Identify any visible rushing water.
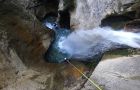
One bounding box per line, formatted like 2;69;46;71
44;21;72;63
45;21;140;63
58;27;140;59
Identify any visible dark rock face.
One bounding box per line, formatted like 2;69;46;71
124;19;140;32
130;2;140;18
59;0;76;12
58;10;70;29
100;0;140;31
101;15;133;29
0;1;94;90
0;1;52;67
36;0;59;21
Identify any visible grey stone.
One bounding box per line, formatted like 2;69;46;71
82;55;140;90
70;0;134;30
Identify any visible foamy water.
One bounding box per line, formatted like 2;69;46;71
58;27;140;58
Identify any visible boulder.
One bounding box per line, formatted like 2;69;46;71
82;55;140;90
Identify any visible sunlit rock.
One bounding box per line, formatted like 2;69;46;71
82;55;140;90
70;0;134;30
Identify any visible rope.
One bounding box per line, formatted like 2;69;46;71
66;60;103;90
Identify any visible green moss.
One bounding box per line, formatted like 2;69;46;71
103;49;140;60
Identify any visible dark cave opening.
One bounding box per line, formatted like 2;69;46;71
58;10;70;29
100;15;134;29
100;11;137;30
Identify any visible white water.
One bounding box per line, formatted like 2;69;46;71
45;22;54;29
58;27;140;58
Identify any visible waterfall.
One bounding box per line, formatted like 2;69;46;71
58;27;140;59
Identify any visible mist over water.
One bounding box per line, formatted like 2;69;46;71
58;27;140;59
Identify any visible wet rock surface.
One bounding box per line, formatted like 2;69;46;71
124;19;140;32
0;1;93;90
101;15;133;30
82;55;140;90
0;0;140;90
